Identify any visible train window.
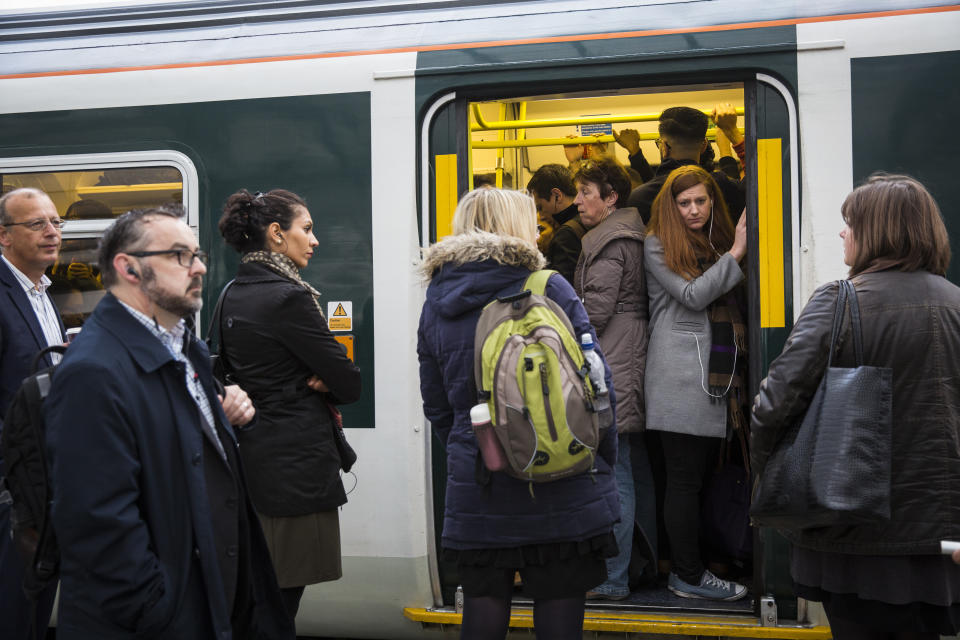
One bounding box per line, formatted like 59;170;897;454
1;164;186;329
468;83;744;198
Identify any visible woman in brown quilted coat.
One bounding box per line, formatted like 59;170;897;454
572;158;654;600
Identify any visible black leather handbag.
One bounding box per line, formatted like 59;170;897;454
750;279;893;530
326;401;357;473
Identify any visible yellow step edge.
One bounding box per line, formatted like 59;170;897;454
403;607;832;639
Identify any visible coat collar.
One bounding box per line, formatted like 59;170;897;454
420;231;545;281
0;255;49;352
234;260;292;285
91;292;237;446
554;202;579;227
92;292;186;374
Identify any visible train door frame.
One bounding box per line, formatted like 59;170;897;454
418;73;804;623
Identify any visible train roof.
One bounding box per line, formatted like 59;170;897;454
0;0;955;76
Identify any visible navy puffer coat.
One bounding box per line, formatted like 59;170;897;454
417;231;620;550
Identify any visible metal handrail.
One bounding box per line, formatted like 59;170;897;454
470;103;745;132
471;128;742;150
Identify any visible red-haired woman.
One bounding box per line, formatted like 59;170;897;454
644;165;748;601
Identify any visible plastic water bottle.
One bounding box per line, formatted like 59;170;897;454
581;333;612;428
471;403;508;472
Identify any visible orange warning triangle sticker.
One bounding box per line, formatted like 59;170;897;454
332;303;348;317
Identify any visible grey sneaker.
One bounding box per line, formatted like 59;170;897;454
667;570;747;601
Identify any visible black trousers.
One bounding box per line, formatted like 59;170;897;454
659;431;720;585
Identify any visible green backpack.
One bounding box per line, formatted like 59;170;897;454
473;270;602;483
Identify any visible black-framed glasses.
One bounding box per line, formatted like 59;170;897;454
655;138;672;151
127;249;209;268
3;218;65;232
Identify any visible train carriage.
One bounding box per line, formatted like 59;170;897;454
1;1;958;637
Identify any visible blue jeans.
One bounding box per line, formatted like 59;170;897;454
592;434;634;597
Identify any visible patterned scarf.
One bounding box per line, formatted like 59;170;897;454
241;250;325;320
697;255;748;435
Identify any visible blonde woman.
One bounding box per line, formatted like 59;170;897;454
418;187;620;640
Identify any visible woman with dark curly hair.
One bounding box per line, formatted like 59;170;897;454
217;189;361;623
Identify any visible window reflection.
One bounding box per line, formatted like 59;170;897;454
1;164;185;329
47;238;104;330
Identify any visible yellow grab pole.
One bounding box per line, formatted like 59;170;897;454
470;106;745;132
472;128;742;149
495;103;506;188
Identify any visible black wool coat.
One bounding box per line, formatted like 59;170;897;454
220;262;362;517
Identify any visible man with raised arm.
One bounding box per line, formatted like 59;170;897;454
627;106;745;224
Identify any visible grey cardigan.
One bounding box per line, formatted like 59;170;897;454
643;234;744;437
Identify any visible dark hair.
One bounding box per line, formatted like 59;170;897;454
658;106;708;146
648;165;734;280
717;156;741;181
98;205;184;287
66;199;112;220
699;142;716;172
842;173;950;277
218;189;307;254
572;158;632;207
526;164;576;199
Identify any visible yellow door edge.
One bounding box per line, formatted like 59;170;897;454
403;607;832;638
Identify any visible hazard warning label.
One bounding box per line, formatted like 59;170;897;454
327;301;352;332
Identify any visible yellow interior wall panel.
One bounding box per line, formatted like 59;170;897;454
757;138;786;329
435;154;458;241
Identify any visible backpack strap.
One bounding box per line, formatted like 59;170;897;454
523;269;557;296
205;279;235;375
564;217;587;240
30;345;67;377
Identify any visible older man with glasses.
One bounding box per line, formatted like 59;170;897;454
0;187;65;640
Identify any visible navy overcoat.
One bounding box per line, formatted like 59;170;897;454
46;293;292;640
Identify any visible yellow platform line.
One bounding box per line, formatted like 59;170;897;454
403;607;832;638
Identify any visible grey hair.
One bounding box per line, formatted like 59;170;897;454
0;188;50;225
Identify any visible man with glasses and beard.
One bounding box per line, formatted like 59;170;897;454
44;206;293;639
0;188;65;639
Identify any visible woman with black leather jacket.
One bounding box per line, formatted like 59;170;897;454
751;174;960;638
217;188;361;622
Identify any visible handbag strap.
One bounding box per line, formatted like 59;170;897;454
205;279;235;360
841;279;865;366
826;279;849;368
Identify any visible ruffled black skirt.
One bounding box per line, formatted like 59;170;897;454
792;546;960;634
443;532;618;600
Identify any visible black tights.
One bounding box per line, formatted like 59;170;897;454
280;585;305;622
461;593;585;640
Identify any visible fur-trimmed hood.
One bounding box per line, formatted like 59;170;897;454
420;231;546;320
420;231;544;279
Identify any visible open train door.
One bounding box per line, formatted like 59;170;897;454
418;90;468;609
747;73;803;626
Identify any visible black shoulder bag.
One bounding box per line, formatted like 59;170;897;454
750;279;893;530
204;279;235;385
